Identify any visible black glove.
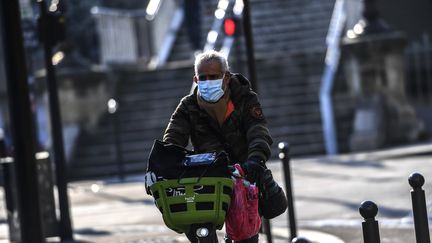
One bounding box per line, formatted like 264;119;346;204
241;156;265;183
261;169;281;197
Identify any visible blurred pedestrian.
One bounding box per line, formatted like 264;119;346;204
183;0;202;55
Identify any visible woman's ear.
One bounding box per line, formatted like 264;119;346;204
193;75;198;83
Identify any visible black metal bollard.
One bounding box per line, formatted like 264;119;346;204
278;142;297;240
359;200;381;243
291;237;311;243
408;172;431;243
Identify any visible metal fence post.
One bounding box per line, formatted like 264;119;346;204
37;0;73;240
1;0;45;241
408;172;431;243
242;0;258;92
108;98;124;181
278;142;297;240
359;200;381;243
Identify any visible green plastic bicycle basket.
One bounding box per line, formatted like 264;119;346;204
150;177;233;234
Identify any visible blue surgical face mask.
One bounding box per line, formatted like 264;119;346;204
198;78;225;103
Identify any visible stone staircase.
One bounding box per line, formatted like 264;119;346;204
68;66;194;180
68;0;357;180
243;0;350;155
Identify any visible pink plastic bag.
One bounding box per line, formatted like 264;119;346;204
225;164;261;241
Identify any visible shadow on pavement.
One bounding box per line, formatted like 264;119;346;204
74;228;111;236
297;195;411;218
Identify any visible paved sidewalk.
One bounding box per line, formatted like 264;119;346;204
0;143;431;242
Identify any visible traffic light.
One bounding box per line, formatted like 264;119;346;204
224;18;236;37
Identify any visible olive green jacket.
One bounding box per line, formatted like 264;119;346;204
163;74;273;164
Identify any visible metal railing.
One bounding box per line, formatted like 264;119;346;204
319;0;346;155
91;0;182;67
92;0;247;69
405;33;432;104
91;7;145;64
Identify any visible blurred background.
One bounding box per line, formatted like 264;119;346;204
0;0;432;242
2;0;431;180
